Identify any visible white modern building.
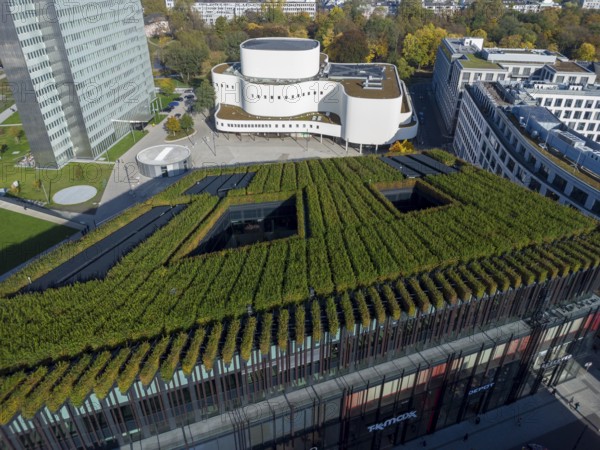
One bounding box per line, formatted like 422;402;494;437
422;0;461;15
581;0;600;9
211;38;417;149
505;0;560;13
165;0;316;24
433;37;575;135
0;0;156;167
453;81;600;219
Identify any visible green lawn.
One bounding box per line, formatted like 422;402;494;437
0;209;76;275
157;93;181;110
1;163;114;213
0;78;15;115
99;130;148;162
1;111;20;125
166;128;195;141
0;126;29;163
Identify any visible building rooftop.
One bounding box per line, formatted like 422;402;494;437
0;155;597;423
213;60;402;100
137;145;190;166
241;38;319;51
330;64;401;99
550;61;591;74
458;53;502;70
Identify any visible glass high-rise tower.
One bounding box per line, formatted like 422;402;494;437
0;0;155;167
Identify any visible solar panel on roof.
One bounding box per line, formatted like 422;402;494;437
184;172;257;196
391;156;438;176
184;175;221;195
237;172;256;189
407;154;457;175
218;173;246;194
204;175;234;196
381;157;420;178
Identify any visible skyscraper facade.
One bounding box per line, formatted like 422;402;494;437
0;0;155;167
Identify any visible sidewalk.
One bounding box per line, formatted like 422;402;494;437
0;197;86;230
399;353;600;450
0;104;16;124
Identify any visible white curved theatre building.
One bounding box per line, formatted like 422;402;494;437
211;38;418;149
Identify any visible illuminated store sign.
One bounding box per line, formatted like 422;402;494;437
468;382;495;396
367;411;417;432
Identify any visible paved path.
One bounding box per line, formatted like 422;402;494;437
0;198;86;230
398;352;600;450
0;104;16;124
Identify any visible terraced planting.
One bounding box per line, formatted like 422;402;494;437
0;154;598;425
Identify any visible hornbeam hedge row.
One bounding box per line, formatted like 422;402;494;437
1;230;598;424
0;155;598;423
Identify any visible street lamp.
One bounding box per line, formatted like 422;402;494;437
124;164;134;196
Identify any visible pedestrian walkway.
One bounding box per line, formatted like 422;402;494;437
399;352;600;450
0;198;87;230
0;104;16;124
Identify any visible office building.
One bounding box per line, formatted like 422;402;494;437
453;81;600;219
0;0;156;167
433;37;572;135
212;37;418;149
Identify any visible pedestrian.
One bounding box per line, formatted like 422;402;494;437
422;440;427;447
517;417;522;427
475;416;481;425
552;388;557;396
574;402;580;411
463;432;469;441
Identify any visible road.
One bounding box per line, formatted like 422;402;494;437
407;80;451;150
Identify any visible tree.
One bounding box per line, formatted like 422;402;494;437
194;79;215;116
165;117;181;136
389;140;414;154
8;127;24;143
402;24;447;70
141;0;167;15
224;30;249;61
574;43;596;61
179;113;193;131
396;57;415;80
162;31;209;83
168;0;204;35
156;78;176;96
327;30;370;63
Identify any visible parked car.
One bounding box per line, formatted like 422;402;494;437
175;113;182;118
185;94;195;99
175;97;184;101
